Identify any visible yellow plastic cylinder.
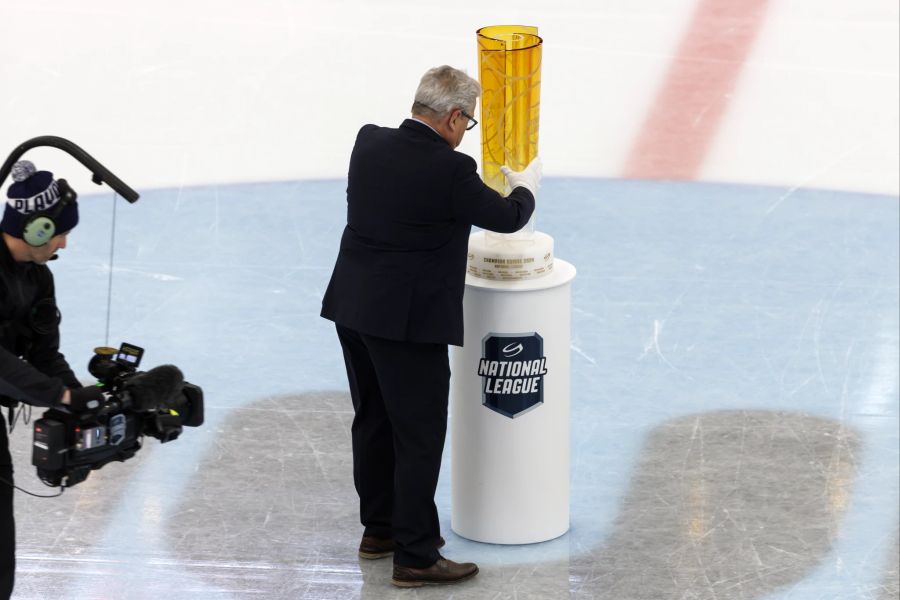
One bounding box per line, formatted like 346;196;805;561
477;25;542;224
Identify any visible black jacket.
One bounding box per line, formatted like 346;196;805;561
0;240;79;409
321;119;535;346
1;239;80;465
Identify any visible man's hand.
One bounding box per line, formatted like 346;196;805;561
501;157;542;197
63;386;106;412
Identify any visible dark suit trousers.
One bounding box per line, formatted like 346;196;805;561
335;324;448;568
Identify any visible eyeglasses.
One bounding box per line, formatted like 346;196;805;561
459;109;478;131
414;101;478;131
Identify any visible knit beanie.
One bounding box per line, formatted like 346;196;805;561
1;160;79;239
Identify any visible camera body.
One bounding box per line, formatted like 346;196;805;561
32;343;204;487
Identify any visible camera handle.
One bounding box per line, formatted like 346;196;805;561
0;136;139;202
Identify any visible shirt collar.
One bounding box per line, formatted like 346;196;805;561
409;117;441;137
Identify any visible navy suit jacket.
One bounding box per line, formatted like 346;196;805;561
321;119;535;346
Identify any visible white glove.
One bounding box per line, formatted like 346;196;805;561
500;157;542;197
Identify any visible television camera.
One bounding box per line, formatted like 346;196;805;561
32;343;204;488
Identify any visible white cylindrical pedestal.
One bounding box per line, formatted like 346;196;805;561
450;258;576;544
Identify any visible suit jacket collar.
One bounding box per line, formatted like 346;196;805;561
400;119;447;145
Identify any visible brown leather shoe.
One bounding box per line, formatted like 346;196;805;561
391;557;479;587
358;536;445;560
358;536;395;559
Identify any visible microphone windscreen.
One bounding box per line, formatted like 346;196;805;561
125;365;184;411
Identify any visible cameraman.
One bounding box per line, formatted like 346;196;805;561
0;161;102;600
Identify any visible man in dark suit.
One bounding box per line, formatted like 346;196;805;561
321;65;541;588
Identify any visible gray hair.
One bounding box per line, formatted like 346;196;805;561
411;65;481;118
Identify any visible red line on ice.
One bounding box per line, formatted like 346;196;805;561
623;0;771;180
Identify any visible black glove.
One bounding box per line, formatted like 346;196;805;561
67;386;106;412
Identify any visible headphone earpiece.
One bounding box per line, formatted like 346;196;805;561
22;214;57;247
21;179;76;247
